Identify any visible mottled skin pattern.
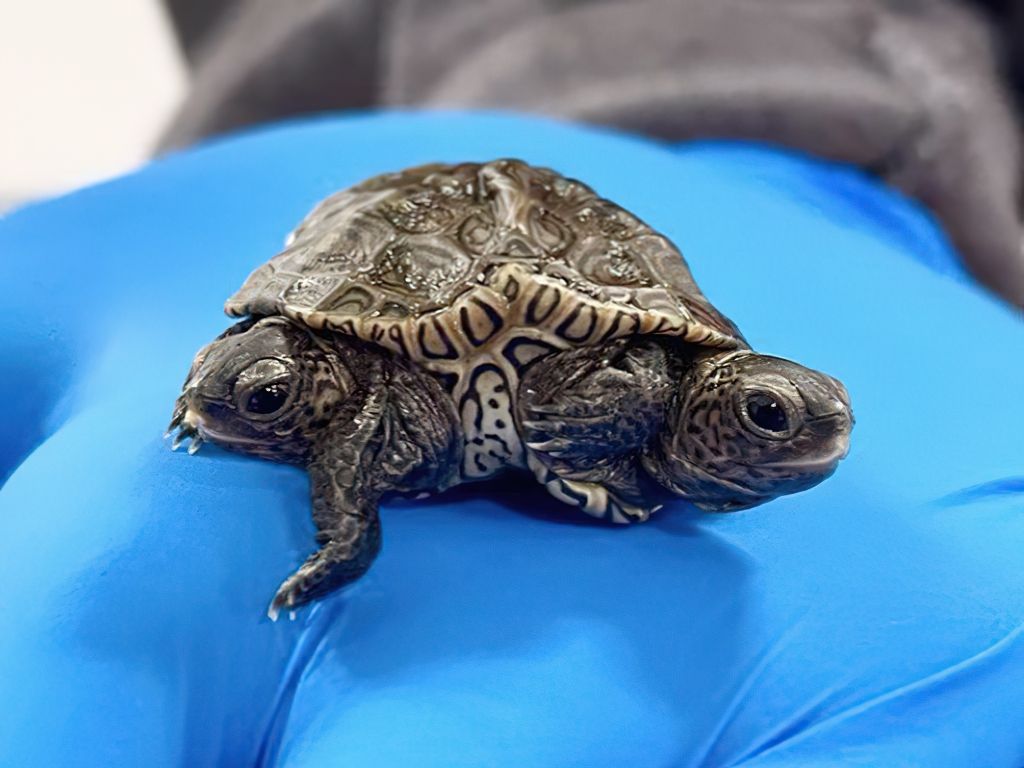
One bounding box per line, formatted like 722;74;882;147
170;318;461;616
169;159;854;615
643;349;854;510
223;159;745;503
520;339;853;517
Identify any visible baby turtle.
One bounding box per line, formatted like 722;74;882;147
169;160;853;617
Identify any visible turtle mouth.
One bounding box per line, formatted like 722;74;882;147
806;410;845;423
167;404;268;452
168;397;273;454
193;421;268;448
756;439;851;473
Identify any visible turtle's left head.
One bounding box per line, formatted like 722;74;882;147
167;317;352;462
642;350;853;511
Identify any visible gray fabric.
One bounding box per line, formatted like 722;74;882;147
161;0;1024;307
163;0;241;64
163;0;383;144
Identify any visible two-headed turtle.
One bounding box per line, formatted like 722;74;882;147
169;160;853;617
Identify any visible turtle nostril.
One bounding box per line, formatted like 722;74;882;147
183;392;230;425
201;402;234;422
833;402;854;434
829;377;851;409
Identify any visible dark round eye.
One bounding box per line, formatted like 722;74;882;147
746;393;789;433
246;383;290;415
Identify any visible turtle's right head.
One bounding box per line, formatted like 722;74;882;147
168;318;352;462
642;350;853;511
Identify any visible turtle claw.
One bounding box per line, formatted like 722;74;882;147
267;550;337;621
165;399;202;453
267;586;295;622
169;428;194;452
266;600;300;623
268;574;310;622
166;400;186;434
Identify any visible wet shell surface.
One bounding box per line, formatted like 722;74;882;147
226;159;746;479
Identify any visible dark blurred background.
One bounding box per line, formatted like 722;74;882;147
5;0;1024;305
160;0;1024;144
154;0;1024;308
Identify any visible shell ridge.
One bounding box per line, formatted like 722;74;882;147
226;160;746;364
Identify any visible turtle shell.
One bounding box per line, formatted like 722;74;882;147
226;159;747;376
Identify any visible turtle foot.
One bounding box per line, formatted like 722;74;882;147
165;399;204;453
267;551;332;621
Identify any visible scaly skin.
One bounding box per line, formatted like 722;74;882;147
518;339;854;516
170;321;852;614
169;160;854;614
168;317;462;617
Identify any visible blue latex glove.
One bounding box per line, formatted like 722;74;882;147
1;113;1023;767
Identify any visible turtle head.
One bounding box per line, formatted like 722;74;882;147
643;350;853;511
168;317;351;461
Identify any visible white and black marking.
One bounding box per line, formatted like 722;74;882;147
525;453;651;524
501;336;561;372
459;363;523;478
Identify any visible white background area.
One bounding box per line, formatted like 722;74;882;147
0;0;186;209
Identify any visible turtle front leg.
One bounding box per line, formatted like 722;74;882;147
517;339;676;523
269;361;462;619
268;389;386;619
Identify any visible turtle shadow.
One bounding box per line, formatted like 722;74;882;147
934;476;1024;507
398;471;617;528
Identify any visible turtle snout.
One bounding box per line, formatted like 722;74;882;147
183;389;235;428
829;424;852;462
828;375;847;403
801;376;854;454
829;376;853;423
802;375;854;427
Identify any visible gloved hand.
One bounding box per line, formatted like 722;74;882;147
1;113;1022;767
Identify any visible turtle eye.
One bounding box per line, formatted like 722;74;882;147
746;393;789;433
234;358;295;418
245;383;291;415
